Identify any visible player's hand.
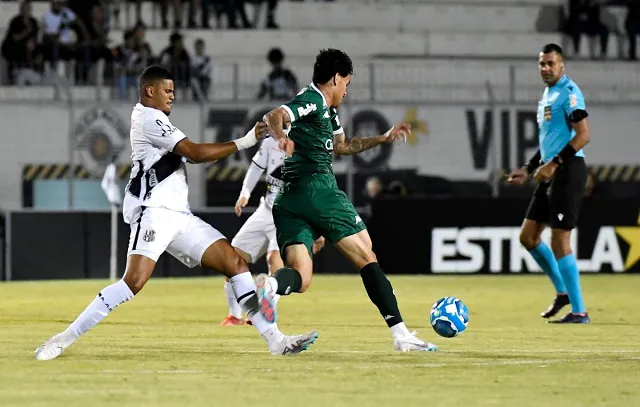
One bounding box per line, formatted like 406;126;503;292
507;167;529;185
278;137;295;157
312;236;326;254
254;121;268;140
234;196;249;217
382;123;411;144
534;161;558;183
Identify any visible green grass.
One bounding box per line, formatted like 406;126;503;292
1;275;639;407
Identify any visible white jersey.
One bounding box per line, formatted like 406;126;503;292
123;103;189;224
240;137;286;209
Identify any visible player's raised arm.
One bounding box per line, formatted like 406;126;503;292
333;123;411;155
235;139;270;216
263;106;294;156
174;122;267;163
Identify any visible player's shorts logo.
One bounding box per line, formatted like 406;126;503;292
73;105;128;177
143;229;156;243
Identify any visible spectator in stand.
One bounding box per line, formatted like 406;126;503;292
190;38;212;100
160;32;190;86
626;0;640;60
561;0;585;57
14;37;45;86
114;28;151;99
253;0;280;29
1;0;39;84
584;0;609;59
132;21;154;62
256;47;298;100
41;0;90;67
77;3;114;84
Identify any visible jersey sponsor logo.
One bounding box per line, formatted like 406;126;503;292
297;103;317;118
148;168;158;187
431;226;627;273
73;105;128;177
324;138;334;151
155;119;177;136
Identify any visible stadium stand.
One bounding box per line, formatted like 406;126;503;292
0;0;638;102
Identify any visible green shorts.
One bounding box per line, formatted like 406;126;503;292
273;174;366;257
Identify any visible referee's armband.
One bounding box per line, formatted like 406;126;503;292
569;109;588;123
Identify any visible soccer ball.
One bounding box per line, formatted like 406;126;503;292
430;297;469;338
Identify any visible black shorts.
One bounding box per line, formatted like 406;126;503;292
525;157;588;230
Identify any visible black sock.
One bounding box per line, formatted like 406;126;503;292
360;262;403;328
272;267;303;295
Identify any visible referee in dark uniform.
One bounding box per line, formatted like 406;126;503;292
508;44;590;324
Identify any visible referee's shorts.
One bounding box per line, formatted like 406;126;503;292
525;157;588;230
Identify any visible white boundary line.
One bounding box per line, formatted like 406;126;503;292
100;356;640;375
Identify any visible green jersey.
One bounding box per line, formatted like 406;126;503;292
280;83;343;184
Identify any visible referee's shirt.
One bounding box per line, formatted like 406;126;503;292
537;75;586;163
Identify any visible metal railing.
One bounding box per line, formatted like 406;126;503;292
3;58;640;104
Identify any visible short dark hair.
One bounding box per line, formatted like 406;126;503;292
139;65;173;90
267;47;284;65
542;43;564;57
312;48;353;85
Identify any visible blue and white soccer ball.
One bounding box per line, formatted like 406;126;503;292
430;297;469;338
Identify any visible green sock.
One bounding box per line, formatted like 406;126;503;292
272;267;302;295
360;262;404;328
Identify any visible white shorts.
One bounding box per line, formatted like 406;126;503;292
231;202;279;263
127;207;225;268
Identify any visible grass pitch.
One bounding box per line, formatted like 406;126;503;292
1;275;639;407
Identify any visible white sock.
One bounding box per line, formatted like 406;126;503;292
268;276;279;294
224;280;243;318
230;272;284;345
65;279;134;340
390;322;412;340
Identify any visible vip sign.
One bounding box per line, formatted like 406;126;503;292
431;225;640;273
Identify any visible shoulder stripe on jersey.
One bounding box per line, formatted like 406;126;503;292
145;152;184;196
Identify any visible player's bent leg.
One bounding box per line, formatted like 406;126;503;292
201;239;318;354
520;219;569;318
266;250;284;275
549;228;589;324
218;247;251;326
34;254;151;361
335;230;437;352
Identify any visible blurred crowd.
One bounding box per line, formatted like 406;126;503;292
0;0;307;98
561;0;640;60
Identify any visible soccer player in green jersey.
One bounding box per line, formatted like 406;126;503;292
258;49;437;352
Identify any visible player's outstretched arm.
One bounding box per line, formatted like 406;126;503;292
174;122;267;163
263;107;294;156
333;123;410;155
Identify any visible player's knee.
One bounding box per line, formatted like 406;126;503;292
123;274;147;295
519;230;540;250
550;231;571;257
226;254;250;277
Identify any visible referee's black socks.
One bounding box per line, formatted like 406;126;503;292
360;262;404;328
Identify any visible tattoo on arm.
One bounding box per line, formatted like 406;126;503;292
333;133;382;155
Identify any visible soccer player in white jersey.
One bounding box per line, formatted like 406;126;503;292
220;137;325;326
34;66;318;360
